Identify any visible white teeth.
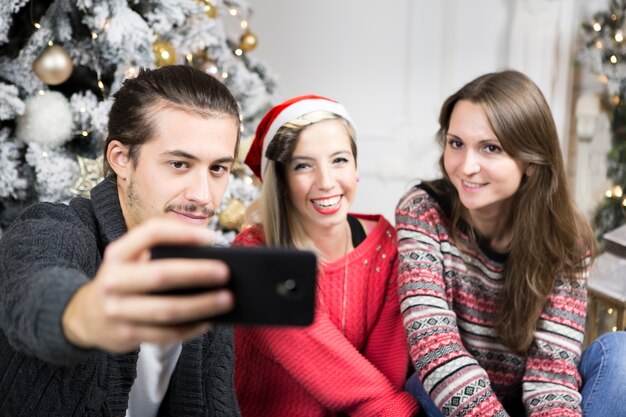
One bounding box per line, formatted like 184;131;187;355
313;196;341;208
462;180;484;189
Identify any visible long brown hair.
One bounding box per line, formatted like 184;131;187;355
425;70;596;354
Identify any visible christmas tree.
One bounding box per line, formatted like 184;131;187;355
579;0;626;239
0;0;276;243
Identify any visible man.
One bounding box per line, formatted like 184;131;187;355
0;65;241;416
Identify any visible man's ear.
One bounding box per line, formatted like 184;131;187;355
107;140;130;180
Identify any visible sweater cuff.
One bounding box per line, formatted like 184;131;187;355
533;407;582;417
28;267;95;365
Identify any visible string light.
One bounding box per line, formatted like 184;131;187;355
613;185;623;198
593;22;602;31
30;0;41;29
124;66;138;79
234;49;243;56
72;126;94;137
610;54;618;64
596;40;604;48
616;31;624;42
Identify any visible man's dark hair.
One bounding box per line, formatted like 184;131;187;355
104;65;241;178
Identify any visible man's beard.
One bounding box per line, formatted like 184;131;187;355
164;203;215;218
126;180;215;221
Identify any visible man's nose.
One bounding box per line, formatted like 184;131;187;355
185;171;212;205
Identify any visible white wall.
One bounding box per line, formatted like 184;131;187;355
250;0;588;222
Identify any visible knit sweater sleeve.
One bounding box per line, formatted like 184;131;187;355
233;228;418;417
396;188;509;417
0;203;98;365
522;258;589;417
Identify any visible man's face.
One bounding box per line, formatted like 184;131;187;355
113;107;239;229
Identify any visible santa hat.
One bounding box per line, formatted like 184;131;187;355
244;95;353;180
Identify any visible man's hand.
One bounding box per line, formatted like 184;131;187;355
62;217;234;353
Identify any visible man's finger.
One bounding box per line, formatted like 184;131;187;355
101;259;229;295
104;322;214;353
102;290;234;325
104;217;215;262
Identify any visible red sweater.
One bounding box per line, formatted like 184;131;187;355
233;214;418;417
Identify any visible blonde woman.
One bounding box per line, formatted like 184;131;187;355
233;96;426;416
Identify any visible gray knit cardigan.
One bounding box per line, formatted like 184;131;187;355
0;180;240;417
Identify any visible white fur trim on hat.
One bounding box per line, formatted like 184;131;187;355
260;98;353;176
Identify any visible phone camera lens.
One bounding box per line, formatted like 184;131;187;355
277;279;298;298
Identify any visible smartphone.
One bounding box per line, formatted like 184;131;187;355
150;245;317;326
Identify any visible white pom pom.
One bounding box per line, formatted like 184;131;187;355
16;91;73;148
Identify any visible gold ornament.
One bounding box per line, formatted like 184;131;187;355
204;0;218;18
218;198;246;230
153;38;177;68
70;155;104;198
195;0;218;18
32;45;73;85
190;49;219;76
239;31;258;52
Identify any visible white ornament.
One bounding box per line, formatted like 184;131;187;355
16;91;73;148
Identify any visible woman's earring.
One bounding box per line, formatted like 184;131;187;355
356;176;361;182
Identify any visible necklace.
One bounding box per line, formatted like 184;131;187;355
341;220;350;334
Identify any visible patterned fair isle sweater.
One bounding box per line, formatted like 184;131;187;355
233;214;418;417
395;184;590;417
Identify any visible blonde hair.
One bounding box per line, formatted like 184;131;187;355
249;110;356;252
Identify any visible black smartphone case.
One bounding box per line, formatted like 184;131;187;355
151;245;317;326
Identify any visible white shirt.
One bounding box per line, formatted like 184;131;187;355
125;342;182;417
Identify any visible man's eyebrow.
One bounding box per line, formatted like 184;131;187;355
215;156;235;165
161;150;198;160
160;150;235;164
